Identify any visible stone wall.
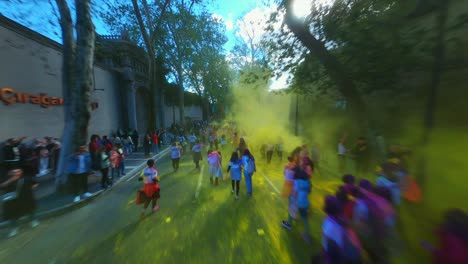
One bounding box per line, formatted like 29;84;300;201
0;16;122;142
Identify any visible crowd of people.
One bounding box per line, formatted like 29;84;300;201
1;121;467;264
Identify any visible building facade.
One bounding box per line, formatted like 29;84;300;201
0;15;201;143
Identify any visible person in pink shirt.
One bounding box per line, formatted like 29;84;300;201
109;146;121;183
422;209;468;264
207;149;222;185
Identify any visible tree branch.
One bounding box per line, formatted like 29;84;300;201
151;0;171;44
283;0;366;116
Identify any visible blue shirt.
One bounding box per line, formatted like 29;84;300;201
294;178;311;209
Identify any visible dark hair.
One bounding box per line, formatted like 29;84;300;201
336;186;349;204
230;152;239;162
442;209;468;242
239;138;246;148
324;195;342;217
342;174;355;185
287;156;294;162
359;179;373;191
291;146;302;157
207;149;213;155
147;159;154;167
374;186;392;203
350;186;363;199
243;148;253;159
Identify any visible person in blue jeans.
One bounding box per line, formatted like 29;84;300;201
282;159;312;244
227;151;243;200
241;149;256;197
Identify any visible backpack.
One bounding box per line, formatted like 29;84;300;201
246;158;255;174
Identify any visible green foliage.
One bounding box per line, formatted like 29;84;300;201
265;0;468;104
99;0;231;118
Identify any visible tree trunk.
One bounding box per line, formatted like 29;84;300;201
55;0;75;189
131;0;158;131
54;0;95;192
177;65;185;127
416;0;449;187
73;0;95;146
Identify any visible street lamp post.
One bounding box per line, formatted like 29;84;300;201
295;93;299;136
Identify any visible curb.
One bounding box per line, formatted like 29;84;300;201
0;147;171;229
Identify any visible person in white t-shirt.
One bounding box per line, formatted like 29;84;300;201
338;134;348;174
171;142;182;172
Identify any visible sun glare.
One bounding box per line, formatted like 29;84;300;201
292;0;334;18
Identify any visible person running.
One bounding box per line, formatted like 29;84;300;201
188;133;197;149
241;149;256;197
281;156;296;198
138;159;160;217
282;156;312;243
227;151;242;200
320;195;363;263
171;142;182;172
207;149;222;185
1;169;40;238
192;140;203;169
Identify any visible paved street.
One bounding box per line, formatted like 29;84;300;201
0;146;339;264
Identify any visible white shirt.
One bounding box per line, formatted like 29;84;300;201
338;143;347;155
171;146;181;159
77;155;86;173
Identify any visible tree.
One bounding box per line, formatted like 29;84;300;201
184;11;230;119
280;0;367;120
130;0;170;130
101;0;170;130
55;0;95;188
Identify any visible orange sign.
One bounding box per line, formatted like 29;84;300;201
0;88;64;108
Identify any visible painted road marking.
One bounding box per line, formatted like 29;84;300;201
261;171;280;194
126;149;170;182
195;165;205;199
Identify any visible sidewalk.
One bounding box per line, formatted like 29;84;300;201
0;147;170;228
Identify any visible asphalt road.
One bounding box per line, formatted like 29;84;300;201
0;146;338;264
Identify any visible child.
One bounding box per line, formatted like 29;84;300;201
192;140;203;169
117;143;126;176
171;142;182;171
207;149;222;185
227;151;242;200
138;159;160;217
109;146;121;182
